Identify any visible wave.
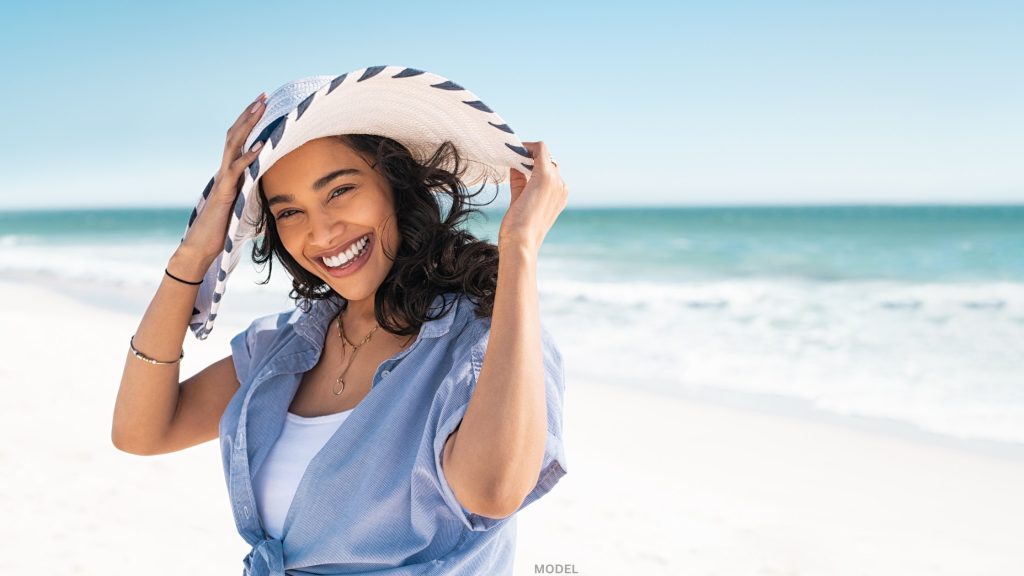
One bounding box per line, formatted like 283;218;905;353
3;235;1022;446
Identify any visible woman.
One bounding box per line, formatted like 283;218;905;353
111;66;569;575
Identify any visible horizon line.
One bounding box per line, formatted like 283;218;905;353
2;201;1024;213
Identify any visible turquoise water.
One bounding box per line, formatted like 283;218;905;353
3;204;1022;445
3;205;1021;281
530;205;1024;283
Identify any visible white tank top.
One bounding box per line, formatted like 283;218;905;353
252;408;355;539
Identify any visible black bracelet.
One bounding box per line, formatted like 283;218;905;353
165;267;203;285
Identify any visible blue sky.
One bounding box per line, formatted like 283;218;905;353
0;0;1020;209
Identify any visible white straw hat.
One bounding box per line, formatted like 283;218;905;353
181;65;536;340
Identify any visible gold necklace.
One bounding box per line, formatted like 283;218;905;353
333;308;379;396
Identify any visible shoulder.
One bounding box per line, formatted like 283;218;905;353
446;293;491;358
229;305;311;382
447;292;564;374
253;306;305;334
456;293;565;348
239;306;304;348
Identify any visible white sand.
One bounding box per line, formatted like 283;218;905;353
2;277;1023;575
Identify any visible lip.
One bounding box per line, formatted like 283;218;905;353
312;233;372;260
316;233;373;278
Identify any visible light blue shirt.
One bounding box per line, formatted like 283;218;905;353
219;291;568;575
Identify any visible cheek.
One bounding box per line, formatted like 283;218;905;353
380;215;401;254
277;227;304;260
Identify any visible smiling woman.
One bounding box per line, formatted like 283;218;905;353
112;66;569;576
250;133;503;335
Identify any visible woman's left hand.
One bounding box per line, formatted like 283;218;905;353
499;141;569;254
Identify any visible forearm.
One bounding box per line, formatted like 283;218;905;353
450;242;547;512
111;246;211;454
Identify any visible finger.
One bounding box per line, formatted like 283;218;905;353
234;92;267;125
223;93;267;160
524;141;558;170
510;169;527;187
229;140;264;171
522;140;547;158
508;167;527;203
522;141;554;176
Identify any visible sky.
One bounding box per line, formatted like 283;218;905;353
0;0;1021;210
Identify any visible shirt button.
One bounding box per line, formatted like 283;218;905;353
382;370;390;378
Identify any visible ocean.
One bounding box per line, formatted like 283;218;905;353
2;205;1022;446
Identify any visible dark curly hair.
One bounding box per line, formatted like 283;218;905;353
246;134;501;337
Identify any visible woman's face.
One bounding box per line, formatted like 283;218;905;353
260;137;400;302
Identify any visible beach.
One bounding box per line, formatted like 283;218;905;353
3;275;1023;575
5;0;1024;570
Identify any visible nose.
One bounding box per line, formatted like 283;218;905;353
306;205;343;251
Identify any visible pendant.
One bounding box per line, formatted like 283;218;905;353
333;375;346;396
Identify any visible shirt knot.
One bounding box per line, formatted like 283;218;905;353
243;536;284;576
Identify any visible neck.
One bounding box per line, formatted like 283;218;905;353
340;295;379;338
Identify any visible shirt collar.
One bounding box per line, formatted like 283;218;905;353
293;291;461;348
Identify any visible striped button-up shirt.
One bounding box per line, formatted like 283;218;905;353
219;291;568;575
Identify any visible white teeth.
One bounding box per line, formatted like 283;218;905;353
323;235;369;268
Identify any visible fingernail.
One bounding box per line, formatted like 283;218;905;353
249;100;262;114
250;141;264;152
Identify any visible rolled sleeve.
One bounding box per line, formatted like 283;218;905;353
229;321;255;387
430;320;568;532
227;311;291;389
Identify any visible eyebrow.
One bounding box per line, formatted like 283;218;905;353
266;168;362;207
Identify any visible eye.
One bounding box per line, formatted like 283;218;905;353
330;185;354;199
275;186;353;220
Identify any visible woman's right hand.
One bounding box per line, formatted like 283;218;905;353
179;92;269;264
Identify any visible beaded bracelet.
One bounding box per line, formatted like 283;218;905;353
129;335;184;365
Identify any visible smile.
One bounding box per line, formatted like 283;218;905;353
321;234;371;267
316;233;373;277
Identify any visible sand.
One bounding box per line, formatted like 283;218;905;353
2;277;1023;575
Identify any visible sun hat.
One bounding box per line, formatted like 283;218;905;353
180;64;537;340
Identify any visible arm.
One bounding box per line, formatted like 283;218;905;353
111;246;214;454
442;242;547;518
441;140;568;518
112;93;267;455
